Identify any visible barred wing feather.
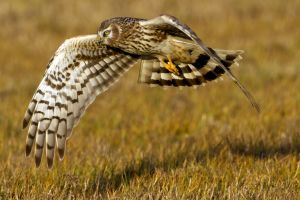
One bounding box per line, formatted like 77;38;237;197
22;35;139;168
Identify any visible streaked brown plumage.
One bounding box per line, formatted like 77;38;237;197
23;15;259;168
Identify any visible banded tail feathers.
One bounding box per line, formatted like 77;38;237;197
138;49;244;87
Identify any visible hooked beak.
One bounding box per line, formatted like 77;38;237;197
96;35;103;44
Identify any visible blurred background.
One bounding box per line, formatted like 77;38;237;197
0;0;299;198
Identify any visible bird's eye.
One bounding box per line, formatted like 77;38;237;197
103;30;111;37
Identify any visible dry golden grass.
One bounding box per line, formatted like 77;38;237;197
0;0;300;199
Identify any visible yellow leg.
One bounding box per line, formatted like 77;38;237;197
159;55;180;75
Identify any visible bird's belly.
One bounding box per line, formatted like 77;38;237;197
154;36;201;63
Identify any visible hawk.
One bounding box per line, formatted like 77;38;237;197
23;15;259;168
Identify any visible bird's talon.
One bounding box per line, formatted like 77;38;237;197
166;63;179;75
161;56;180;75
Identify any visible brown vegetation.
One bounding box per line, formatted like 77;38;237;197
0;0;299;199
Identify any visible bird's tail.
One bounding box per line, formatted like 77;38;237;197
138;49;244;87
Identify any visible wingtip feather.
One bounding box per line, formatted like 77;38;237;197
23;119;28;129
47;157;54;169
58;148;65;160
25;144;32;157
35;155;42;168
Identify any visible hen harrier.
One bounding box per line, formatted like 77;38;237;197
23;15;260;168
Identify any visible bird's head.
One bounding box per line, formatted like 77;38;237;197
98;17;143;49
98;17;130;47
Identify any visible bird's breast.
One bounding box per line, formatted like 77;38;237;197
116;28;201;63
155;36;202;63
117;27;166;56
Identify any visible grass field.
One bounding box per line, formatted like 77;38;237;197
0;0;300;199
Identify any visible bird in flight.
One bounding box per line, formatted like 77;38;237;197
23;15;260;168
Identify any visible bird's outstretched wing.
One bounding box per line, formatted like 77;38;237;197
23;35;139;168
140;15;260;112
